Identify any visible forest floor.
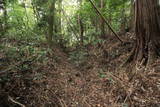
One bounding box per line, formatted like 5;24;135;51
0;34;160;107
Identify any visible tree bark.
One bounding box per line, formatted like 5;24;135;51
88;0;123;43
129;0;135;32
58;0;62;35
120;5;126;35
128;0;160;65
3;0;7;35
47;0;56;45
100;0;105;38
78;0;84;47
57;0;62;43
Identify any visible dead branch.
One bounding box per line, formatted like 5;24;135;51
8;96;25;107
88;0;124;43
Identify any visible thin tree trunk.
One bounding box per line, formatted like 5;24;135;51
100;0;105;38
78;14;84;46
120;5;126;35
24;3;30;29
58;0;62;35
3;0;7;34
78;0;84;47
47;0;56;45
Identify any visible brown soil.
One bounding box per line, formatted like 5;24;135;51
0;34;160;107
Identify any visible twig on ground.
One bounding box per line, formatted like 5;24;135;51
8;96;25;107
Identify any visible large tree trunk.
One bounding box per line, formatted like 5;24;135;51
129;0;135;32
129;0;160;65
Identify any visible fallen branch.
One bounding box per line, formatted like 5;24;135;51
88;0;124;43
8;96;26;107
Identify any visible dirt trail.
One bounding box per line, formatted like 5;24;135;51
36;44;160;107
35;47;125;107
0;40;160;107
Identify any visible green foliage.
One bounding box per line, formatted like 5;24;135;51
69;50;88;66
122;103;129;107
62;0;131;46
1;42;49;63
0;0;131;47
5;46;18;59
0;41;51;83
